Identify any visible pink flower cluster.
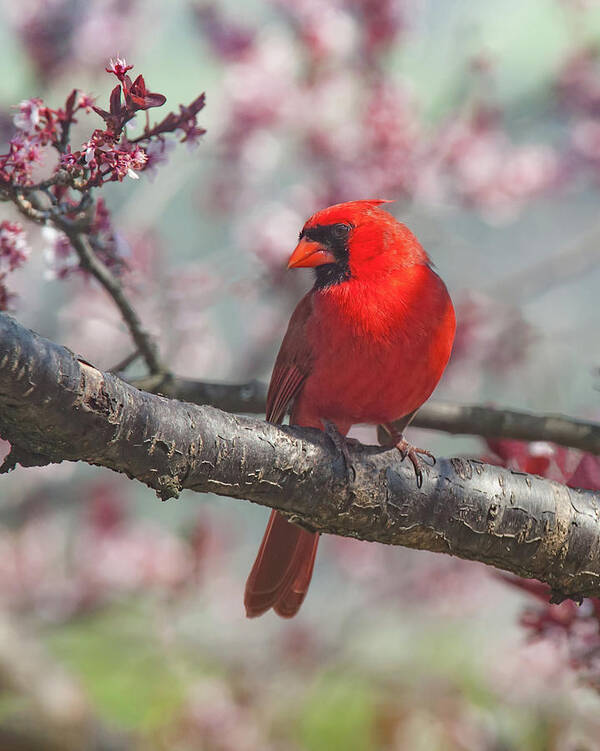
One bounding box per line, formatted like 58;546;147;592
0;221;30;310
0;89;98;188
42;226;76;281
58;59;204;188
555;45;600;180
79;128;148;184
0;481;219;621
506;576;600;692
1;98;59;186
449;293;535;378
194;5;255;61
488;439;600;688
485;438;584;481
433;106;560;219
1;57;205;193
0;58;206;291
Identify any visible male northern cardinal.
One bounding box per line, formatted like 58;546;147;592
245;200;455;618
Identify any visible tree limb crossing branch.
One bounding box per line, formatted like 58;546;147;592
129;375;600;455
1;312;600;601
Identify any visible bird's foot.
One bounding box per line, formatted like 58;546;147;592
395;438;435;488
322;420;358;482
382;424;435;489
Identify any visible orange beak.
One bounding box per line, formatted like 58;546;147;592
287;238;336;269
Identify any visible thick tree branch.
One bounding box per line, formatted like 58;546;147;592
1;313;600;601
130;375;600;455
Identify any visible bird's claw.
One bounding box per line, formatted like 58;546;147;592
393;437;435;489
322;420;357;482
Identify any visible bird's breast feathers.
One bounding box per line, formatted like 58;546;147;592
298;263;455;424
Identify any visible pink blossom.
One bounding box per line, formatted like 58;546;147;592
448;293;536;379
143;138;176;178
245;203;303;273
572;118;600;160
128;144;148;172
0;133;43;185
485;439;581;482
105;56;134;80
568;454;600;491
13;98;42;134
349;0;405;56
556;47;600;116
78;131;148;183
0;221;30;275
278;1;358;62
434;109;560;218
6;1;142;83
0;221;30;311
77;93;95;111
42;226;78;280
194;4;255;61
59;148;79;171
0;287;16;311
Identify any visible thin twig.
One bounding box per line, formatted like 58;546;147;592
54;220;164;376
11;189;51;223
108;349;141;373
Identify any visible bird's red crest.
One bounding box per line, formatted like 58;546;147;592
302;199;395;230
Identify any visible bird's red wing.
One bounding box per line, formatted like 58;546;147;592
266;366;306;425
265;293;314;424
245;293;318;618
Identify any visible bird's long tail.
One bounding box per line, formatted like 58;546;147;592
244;509;319;618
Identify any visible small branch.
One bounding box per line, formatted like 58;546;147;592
1;313;600;601
11;188;51;223
2;179;164;378
108;348;141;373
52;218;164;377
129;375;600;456
407;402;600;455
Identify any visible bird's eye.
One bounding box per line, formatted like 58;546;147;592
332;223;351;238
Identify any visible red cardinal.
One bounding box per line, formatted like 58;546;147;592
245;200;455;618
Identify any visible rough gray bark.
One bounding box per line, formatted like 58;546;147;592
1;312;600;601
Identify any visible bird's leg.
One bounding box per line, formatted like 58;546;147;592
381;423;435;489
322;420;359;482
